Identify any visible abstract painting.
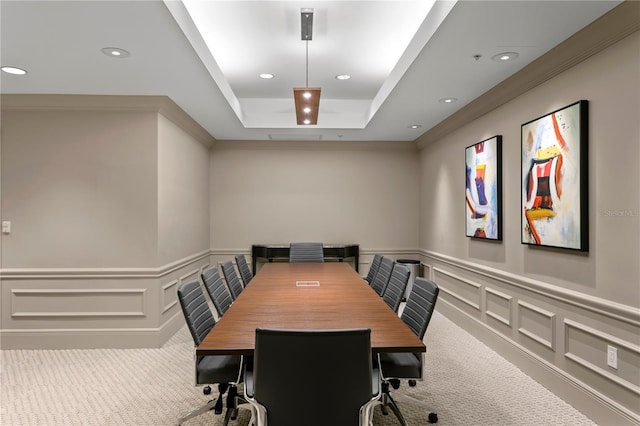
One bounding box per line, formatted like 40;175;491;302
521;100;588;251
465;135;502;240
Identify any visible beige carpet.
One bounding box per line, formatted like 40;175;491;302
1;311;596;425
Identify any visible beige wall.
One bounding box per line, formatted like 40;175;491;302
1;108;158;268
418;32;639;424
157;114;210;265
209;141;420;264
420;31;639;305
0;96;213;349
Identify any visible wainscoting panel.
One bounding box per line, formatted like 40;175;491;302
162;280;179;314
564;319;640;415
433;266;481;318
485;287;513;328
0;251;210;349
420;249;640;425
11;288;146;318
517;300;556;351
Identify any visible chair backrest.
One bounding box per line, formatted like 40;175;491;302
234;254;253;286
221;261;244;300
253;328;373;426
177;279;215;346
201;266;233;317
289;242;324;263
382;263;410;312
401;277;439;340
365;253;383;283
370;256;394;296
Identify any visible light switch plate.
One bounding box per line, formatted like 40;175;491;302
1;221;10;234
607;345;618;369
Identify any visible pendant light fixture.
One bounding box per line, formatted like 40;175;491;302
294;8;320;125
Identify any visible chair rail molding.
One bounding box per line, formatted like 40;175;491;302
0;250;210;280
420;249;640;326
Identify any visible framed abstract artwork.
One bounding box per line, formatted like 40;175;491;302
465;135;502;240
521;100;588;251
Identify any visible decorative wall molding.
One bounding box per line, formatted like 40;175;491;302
434;266;481;311
486;287;513;327
178;268;200;284
0;252;209;349
209;248;253;257
517;300;556;351
0;94;215;147
359;248;419;256
437;297;640;425
564;319;640;397
423;250;640;424
0;250;210;280
422;263;433;280
420;249;640;326
211;139;418;152
0;310;185;350
10;289;146;318
161;280;179;314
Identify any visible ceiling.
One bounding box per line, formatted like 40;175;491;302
0;0;621;142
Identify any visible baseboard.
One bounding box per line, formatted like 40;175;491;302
436;300;639;426
1;304;186;350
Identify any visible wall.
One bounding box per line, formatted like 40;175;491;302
418;32;639;424
0;95;214;349
1;107;158;268
208;140;421;269
157;114;210;265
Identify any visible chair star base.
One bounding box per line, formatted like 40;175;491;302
177;383;252;426
378;381;439;425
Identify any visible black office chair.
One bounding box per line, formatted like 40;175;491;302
381;263;410;313
201;265;233;318
370;256;394;297
221;260;244;300
177;280;244;426
244;328;380;426
365;253;383;284
289;242;324;263
376;277;440;425
235;254;253;287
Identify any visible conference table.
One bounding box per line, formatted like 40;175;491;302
196;262;425;356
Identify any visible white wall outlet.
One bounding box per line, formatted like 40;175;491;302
1;221;10;234
607;345;618;369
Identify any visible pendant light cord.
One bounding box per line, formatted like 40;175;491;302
305;39;309;88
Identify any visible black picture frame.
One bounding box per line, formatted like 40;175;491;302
521;100;589;251
465;135;502;240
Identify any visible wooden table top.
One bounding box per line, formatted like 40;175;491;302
197;262;426;356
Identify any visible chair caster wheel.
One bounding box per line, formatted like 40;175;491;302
203;385;212;395
389;379;400;390
428;412;438;423
408;379;417;387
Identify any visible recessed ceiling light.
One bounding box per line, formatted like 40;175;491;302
408;125;422;129
303;119;311;125
1;66;27;75
335;74;351;80
438;98;458;104
491;52;519;62
101;47;130;58
303;107;311;113
303;91;312;99
259;73;274;79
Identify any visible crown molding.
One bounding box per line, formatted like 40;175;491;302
0;94;216;147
